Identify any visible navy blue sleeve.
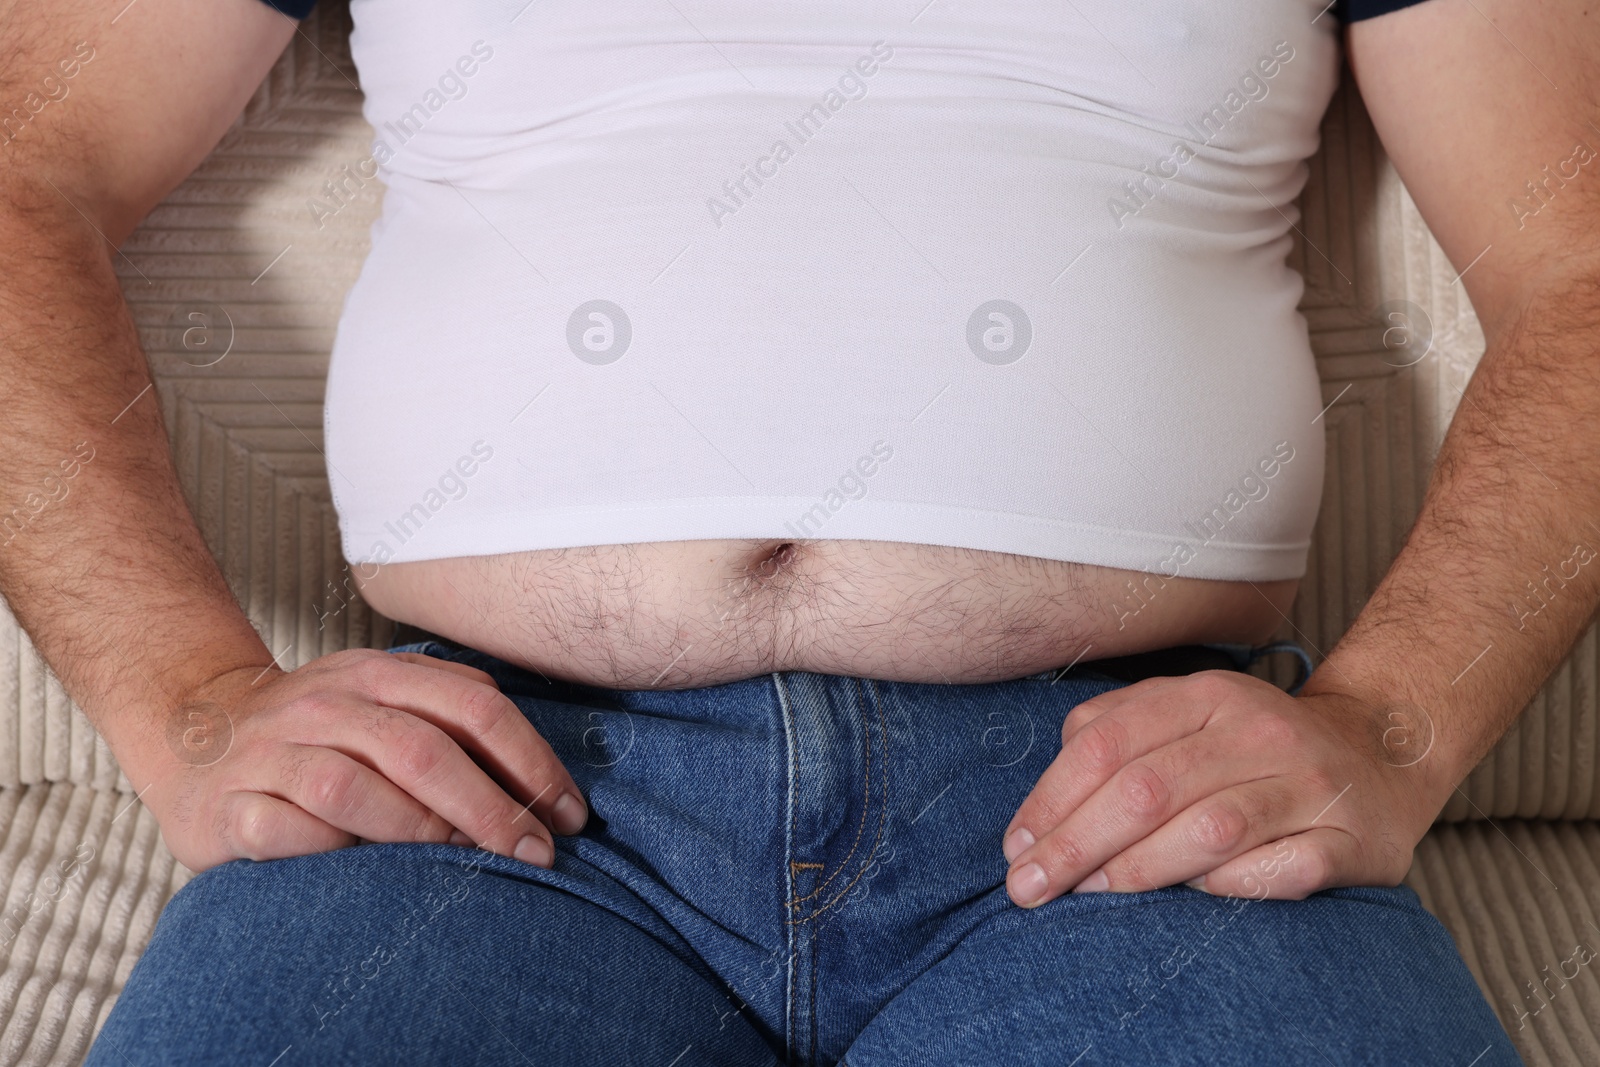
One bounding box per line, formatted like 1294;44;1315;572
1334;0;1436;21
256;0;1418;26
257;0;317;18
257;0;1423;26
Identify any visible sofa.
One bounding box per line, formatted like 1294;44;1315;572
0;5;1592;1064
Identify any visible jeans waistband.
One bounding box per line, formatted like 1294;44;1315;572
1062;639;1315;694
393;621;1316;696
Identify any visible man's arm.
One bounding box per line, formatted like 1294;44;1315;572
0;0;296;778
0;0;585;872
1306;0;1600;791
997;0;1600;904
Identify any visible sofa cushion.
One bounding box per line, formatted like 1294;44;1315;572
1412;821;1600;1066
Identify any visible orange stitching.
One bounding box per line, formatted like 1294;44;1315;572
786;677;874;908
787;678;891;926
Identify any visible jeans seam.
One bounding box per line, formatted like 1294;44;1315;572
787;677;876;913
787;678;890;928
775;671;799;1065
810;928;819;1067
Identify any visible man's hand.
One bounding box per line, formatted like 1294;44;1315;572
126;649;587;873
1000;671;1444;906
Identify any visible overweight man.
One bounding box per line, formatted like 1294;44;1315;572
1;0;1596;1063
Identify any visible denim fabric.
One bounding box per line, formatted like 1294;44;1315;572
88;642;1519;1066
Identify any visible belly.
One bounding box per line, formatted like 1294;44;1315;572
356;540;1298;688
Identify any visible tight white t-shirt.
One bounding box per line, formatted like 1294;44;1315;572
324;0;1340;581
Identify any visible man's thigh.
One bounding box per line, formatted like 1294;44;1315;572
86;842;780;1067
843;883;1520;1067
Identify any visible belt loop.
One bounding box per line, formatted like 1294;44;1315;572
1242;640;1315;696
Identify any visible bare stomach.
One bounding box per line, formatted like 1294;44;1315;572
354;540;1299;689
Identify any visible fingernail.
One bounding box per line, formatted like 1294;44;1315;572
448;830;472;847
1185;876;1207;891
552;792;587;835
1008;862;1048;907
1003;826;1035;863
1072;869;1109;894
514;834;553;867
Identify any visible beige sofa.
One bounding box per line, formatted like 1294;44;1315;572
0;5;1594;1064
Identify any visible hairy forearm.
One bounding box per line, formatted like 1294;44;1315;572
0;183;274;762
1303;268;1600;798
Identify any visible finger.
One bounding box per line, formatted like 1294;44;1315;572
388;651;499;688
1003;687;1210;863
1056;674;1185;743
1073;779;1305;897
316;697;560;867
1005;731;1288;903
221;791;354;862
270;744;458;847
1057;671;1250;749
351;655;587;836
1190;827;1357;901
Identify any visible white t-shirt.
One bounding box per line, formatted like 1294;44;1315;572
324;0;1340;581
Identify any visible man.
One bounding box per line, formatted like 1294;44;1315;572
0;0;1593;1062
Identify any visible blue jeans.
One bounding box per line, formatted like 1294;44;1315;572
88;640;1519;1066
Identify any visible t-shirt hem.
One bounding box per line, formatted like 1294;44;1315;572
341;497;1312;582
